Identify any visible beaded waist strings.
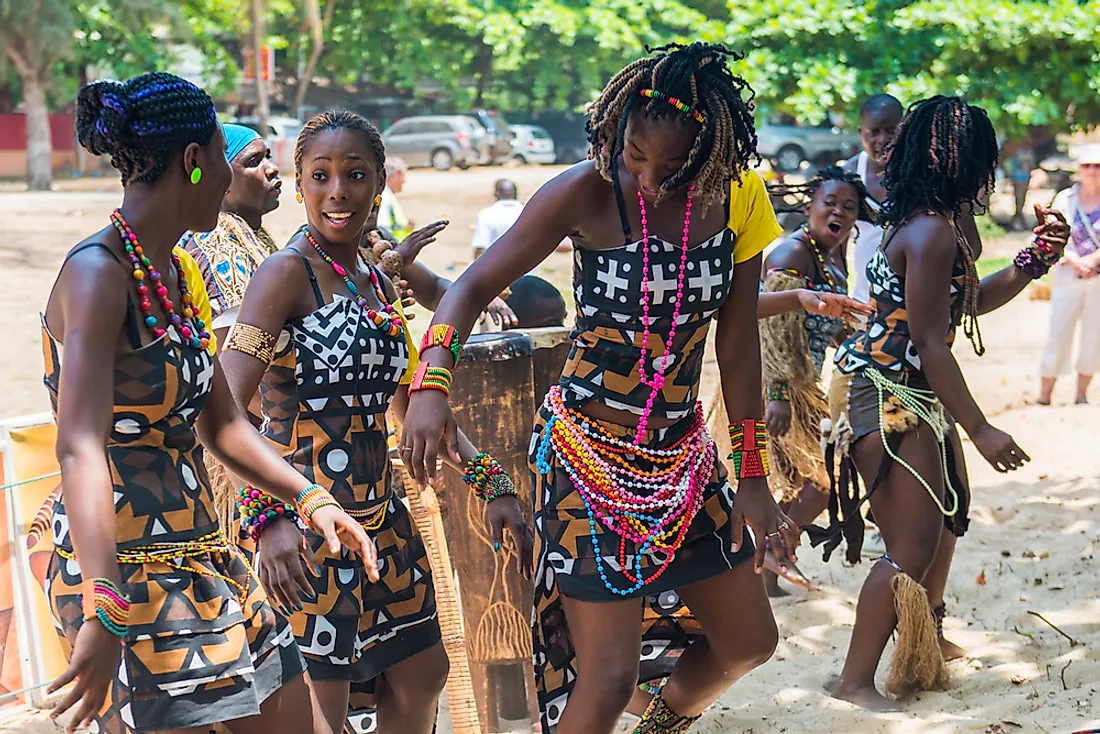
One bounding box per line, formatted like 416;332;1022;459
536;385;716;596
56;531;252;609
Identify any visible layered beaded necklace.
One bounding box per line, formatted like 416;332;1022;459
110;210;210;351
302;226;404;339
536;186;717;596
634;185;694;443
800;226;840;293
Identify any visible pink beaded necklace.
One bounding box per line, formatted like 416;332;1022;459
634;185;694;443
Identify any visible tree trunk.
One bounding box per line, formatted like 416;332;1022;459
21;69;52;191
473;39;492;107
292;0;338;118
249;0;270;135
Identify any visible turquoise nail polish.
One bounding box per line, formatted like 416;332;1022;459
296;603;303;612
494;542;500;553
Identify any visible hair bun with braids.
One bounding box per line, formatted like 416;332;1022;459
586;41;758;214
75;72;218;186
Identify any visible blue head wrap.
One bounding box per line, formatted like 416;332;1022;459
223;123;262;163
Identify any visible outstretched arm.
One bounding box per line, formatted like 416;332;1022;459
976;204;1069;315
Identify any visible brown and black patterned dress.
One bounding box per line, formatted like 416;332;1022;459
530;173;781;730
238;252;438;732
42;245;305;733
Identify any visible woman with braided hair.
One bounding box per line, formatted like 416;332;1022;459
42;72;375;734
219;109;534;734
825;96;1070;710
710;166;876;598
400;43;799;733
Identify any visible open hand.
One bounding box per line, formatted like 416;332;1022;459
487;496;535;580
396;220;448;267
798;289;872;321
256;516;320;614
400;390;461;487
480;297;519;329
308;505;379;582
971;423;1030;472
730;478;800;574
49;620;121;733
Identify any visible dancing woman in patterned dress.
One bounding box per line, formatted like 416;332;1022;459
43;73;374;734
825;96;1070;710
400;43;800;734
219;110;534;734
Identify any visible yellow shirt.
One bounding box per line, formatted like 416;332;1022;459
728;169;783;264
174;246;217;356
394;296;418;385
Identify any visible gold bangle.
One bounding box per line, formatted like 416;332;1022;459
224;322;277;365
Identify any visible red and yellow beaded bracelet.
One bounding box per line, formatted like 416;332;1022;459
419;324;464;363
408;362;453;396
296;483;342;525
81;577;130;637
728;419;770;479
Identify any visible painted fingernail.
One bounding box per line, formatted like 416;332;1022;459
494;542;501;553
296;603;304;611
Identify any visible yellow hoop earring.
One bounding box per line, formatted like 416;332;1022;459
374;194;383;205
296;192;303;204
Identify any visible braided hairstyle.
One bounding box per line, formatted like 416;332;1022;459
770;165;877;224
882;95;998;356
586;42;758;214
294;109;386;178
76;72;218;185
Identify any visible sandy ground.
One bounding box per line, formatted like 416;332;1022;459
2;166;1098;733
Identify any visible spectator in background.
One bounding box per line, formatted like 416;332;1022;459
503;275;567;329
471;178;525;259
1038;144;1100;405
378;157;413;240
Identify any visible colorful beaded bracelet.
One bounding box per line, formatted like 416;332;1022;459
296;484;342;525
728;419;771;479
1013;236;1061;279
765;382;792;402
463;452;518;502
237;486;301;542
640;88;705;124
81;577;130;637
408;362;453;396
419;324;464;363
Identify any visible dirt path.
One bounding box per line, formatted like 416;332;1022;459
2;167;1097;733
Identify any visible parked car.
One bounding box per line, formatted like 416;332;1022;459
756;112;861;173
465;109;514;162
381;115;490;170
508;124;556;164
231;115;303;174
503;111;589;164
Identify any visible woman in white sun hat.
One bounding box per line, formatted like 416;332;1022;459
1038;143;1100;405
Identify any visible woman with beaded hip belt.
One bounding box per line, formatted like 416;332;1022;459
710;166;876;598
42;73;374;734
219;109;533;734
824;96;1069;711
400;43;800;734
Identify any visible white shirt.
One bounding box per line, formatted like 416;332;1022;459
471;199;525;250
851;151;885;304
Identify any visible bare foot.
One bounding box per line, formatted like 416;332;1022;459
763;551;816;591
763;570;791;598
939;634;966;661
824;675;903;712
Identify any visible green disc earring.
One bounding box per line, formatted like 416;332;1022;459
190;167;203;185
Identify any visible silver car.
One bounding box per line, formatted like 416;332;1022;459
381;115;490;170
756;112;861;173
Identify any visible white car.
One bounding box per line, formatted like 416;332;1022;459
509;125;556;165
230;115;303;174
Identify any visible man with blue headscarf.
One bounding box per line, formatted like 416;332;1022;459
182;122;283;318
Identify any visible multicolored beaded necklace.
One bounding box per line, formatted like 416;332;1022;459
301;226;404;339
538;386;715;596
634;185;694;443
800;226;840;293
110;209;210;351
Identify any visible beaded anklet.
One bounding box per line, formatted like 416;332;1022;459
463;453;517;502
728;419;770;479
82;577;130;637
1013;236;1061;279
420;324;464;363
296;484;342;525
632;694;701;734
408;362;453;396
765;382;792;402
237;486;301;541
